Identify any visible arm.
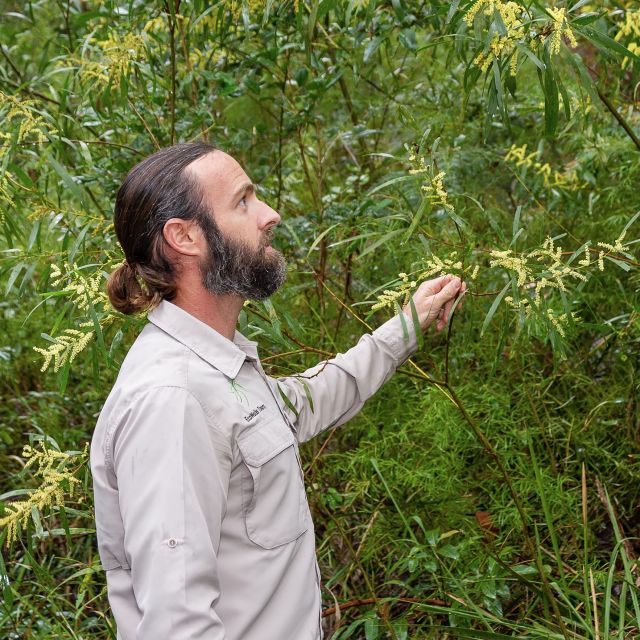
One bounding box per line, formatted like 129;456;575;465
112;386;231;639
275;275;465;443
276;314;418;442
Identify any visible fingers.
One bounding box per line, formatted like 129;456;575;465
407;273;467;333
435;276;462;305
418;274;455;296
434;277;467;332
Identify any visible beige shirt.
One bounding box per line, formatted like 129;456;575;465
91;300;417;640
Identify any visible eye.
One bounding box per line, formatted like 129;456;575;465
239;195;248;207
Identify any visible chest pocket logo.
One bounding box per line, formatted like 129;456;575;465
237;418;308;549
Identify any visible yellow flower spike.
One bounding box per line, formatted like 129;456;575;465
0;441;87;547
548;7;578;56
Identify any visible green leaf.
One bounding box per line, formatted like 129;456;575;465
604;256;630;272
46;154;87;207
366;174;413;196
398;29;417;52
408;297;424;350
405;198;429;241
307;223;340;259
621;210;640;237
364;36;383;63
302;381;315;414
544;57;559;137
481;281;510;336
277;383;299;418
359;228;403;259
364;617;379;640
395;301;409;343
579;26;640;63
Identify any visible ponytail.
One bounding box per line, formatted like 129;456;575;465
107;258;176;315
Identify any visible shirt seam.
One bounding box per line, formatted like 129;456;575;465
103;384;229;473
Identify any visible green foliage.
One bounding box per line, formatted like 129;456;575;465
1;0;639;637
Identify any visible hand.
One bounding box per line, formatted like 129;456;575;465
402;274;467;333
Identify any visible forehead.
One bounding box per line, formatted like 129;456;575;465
186;150;250;202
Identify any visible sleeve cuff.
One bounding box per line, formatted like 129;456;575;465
371;313;420;366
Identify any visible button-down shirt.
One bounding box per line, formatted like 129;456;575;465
91;300;418;640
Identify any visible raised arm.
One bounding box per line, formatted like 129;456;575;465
112;386;232;639
275;275;465;443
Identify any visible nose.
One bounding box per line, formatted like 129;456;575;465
258;200;281;230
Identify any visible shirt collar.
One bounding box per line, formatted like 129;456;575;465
147;300;258;379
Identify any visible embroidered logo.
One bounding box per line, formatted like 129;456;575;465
229;378;249;404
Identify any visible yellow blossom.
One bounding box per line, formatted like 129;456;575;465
50;263;107;311
489;249;530;286
0;441;87;547
614;9;640;41
504;143;581;190
466;0;527;75
75;32;146;88
409;154;454;213
34;328;96;372
546;308;569;337
548;7;578;56
0;91;52;144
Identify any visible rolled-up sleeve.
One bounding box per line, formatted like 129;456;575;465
111;386;231;639
275;313;419;443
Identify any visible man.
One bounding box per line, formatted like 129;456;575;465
91;141;465;640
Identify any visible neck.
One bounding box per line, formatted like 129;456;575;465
172;284;244;341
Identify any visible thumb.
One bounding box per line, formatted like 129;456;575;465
435;277;461;303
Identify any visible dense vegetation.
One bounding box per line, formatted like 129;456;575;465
1;1;639;638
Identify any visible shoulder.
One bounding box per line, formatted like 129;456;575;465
92;384;231;475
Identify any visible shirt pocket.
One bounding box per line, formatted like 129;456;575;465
237;418;308;549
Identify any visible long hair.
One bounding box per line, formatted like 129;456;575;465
107;142;215;314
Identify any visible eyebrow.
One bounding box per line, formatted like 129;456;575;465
230;182;255;203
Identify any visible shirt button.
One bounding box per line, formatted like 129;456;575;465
168;538;177;548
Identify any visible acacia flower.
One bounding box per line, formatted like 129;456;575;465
489;249;530;286
548;7;578;56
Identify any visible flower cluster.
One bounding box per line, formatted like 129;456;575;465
0;91;52;144
504;143;581;190
465;0;528;75
547;7;578;56
49;263;106;311
492;236;589;307
0;92;53;211
75;32;146;88
596;229;631;270
409;154;454;213
33;263;114;372
0;441;86;546
33;328;96;373
372;255;479;311
614;9;640;69
372;272;418;311
228;0;268;20
372;231;631;340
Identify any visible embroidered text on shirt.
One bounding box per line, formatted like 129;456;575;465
244;404;266;422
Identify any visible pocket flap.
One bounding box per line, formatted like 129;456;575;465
237;420;295;467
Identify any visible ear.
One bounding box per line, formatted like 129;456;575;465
163;218;204;257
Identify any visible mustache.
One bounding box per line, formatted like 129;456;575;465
261;229;275;248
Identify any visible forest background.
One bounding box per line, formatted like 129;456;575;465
0;0;639;638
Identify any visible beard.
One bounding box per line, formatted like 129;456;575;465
196;212;287;301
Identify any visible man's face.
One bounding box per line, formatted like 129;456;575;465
186;151;286;300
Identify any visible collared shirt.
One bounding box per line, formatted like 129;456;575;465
91;300;418;640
